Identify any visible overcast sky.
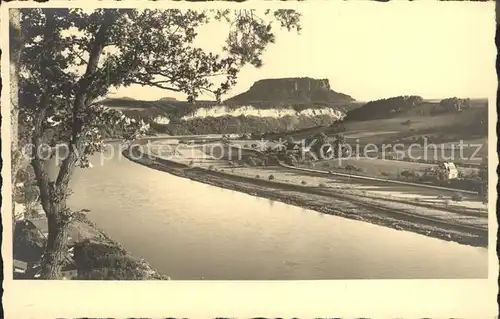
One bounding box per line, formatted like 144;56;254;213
108;2;495;102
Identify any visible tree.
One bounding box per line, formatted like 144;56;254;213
18;8;301;278
10;8;22;225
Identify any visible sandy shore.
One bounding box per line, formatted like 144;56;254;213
123;143;488;247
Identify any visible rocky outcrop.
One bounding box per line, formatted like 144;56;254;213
225;77;354;106
101;77;356;136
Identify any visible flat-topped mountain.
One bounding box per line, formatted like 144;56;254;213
225;77;355;106
99;77;358;136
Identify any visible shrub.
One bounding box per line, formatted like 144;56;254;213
301;180;307;185
188;160;194;166
74;241;146;280
246;156;257;167
15;168;32;184
380;171;390;177
319;183;326;187
344;164;357;173
451;192;463;202
400;170;416;179
255;175;260;179
208;165;214;170
268;175;275;181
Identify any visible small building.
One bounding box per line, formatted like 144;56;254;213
439;162;458;179
13;259;28;274
61;264;79;280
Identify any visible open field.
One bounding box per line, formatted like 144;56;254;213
313;157;480;179
147;140;486;214
280;106;487;147
126;140;488;247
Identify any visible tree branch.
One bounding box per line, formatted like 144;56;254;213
30;10;58;214
56;11;118;189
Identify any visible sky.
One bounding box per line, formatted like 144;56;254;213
108;2;496;102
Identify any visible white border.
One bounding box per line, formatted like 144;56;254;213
1;1;498;318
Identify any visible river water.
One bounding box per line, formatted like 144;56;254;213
47;143;487;279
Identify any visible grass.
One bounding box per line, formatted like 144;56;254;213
280;105;487;157
316;157;479;180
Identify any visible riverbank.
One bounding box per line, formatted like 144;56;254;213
13;202;169;280
123;144;488;248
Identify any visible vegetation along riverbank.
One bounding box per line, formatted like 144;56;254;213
12;167;170;280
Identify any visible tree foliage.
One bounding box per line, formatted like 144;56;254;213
18;8;301;278
345;95;424;121
439;97;471;112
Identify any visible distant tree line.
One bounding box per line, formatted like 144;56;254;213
439;97;471;112
345;95;424;121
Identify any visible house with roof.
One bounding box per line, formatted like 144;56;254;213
14;259;28;274
13;219;79;279
61;264;79;280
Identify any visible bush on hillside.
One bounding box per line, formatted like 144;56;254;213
268;175;275;181
344;164;357;173
400;170;416;180
451;192;463;202
246;156;257;167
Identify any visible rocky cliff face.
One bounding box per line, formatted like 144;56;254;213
103;77;356;135
225;77;354;106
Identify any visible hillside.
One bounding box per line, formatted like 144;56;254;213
225;77;355;107
344;96;487;121
276;97;488;149
101;77;357;135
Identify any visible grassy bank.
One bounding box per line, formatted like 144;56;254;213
123;145;487;248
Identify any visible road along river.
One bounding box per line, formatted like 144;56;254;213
46;142;487;279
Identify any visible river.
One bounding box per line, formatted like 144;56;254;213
47;142;487;279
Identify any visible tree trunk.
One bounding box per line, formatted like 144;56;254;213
40;203;70;279
10;8;21;150
10;8;21;218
